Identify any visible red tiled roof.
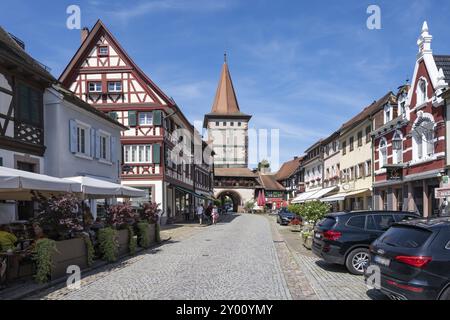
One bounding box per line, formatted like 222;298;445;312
260;174;285;191
275;157;303;181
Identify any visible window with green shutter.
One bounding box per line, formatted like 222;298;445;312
17;83;42;126
153;110;162;126
128;111;137;127
152;143;161;164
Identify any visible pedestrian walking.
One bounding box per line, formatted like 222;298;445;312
212;205;219;224
205;203;213;225
196;204;204;225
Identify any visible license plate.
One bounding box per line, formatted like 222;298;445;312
374;255;390;267
314;233;321;239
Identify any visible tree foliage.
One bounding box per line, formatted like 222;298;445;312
288;201;331;225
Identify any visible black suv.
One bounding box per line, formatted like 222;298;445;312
366;217;450;300
312;211;420;275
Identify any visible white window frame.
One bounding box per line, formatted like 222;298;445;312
98;130;111;162
75;121;91;158
139;112;153;126
412;116;435;162
88;82;102;93
379;137;388;167
124;145;152;164
384;104;392;124
108;81;122;93
416;78;427;106
98;46;108;56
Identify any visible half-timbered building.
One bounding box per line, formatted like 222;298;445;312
59;20;212;223
0;27;55;220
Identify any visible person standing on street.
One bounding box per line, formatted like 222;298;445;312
212;205;219;225
196;204;204;225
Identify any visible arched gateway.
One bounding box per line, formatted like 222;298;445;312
203;57;261;212
216;190;242;213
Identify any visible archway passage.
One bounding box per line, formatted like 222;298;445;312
216;190;242;213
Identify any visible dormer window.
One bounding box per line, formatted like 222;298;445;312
98;46;109;56
88;82;102;93
384;104;392;124
417;79;427;105
108;81;122;93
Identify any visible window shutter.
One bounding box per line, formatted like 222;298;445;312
128;111;137;127
111;136;117;163
95;130;101;159
153;110;162;126
153;143;161;164
69;120;77;153
91;128;96;158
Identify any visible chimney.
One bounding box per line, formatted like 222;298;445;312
81;27;89;44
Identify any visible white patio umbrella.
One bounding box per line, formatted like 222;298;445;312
64;176;146;199
0;166;82;200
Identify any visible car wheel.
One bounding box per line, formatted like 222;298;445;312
346;248;370;275
439;287;450;300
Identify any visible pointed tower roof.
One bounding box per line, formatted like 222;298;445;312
204;55;251;127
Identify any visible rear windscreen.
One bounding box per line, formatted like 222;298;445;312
380;226;432;248
318;217;336;229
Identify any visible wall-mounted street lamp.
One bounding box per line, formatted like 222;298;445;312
392;135;403;150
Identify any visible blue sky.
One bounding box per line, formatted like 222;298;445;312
2;0;450;170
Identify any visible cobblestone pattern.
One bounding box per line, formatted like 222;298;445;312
30;214;291;300
269;215;386;300
269;219;318;300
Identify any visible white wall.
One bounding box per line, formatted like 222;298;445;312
43;88;122;182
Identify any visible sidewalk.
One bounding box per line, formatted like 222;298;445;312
266;214;387;300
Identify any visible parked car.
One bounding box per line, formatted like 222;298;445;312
366;217;450;300
312;211;420;275
277;210;302;226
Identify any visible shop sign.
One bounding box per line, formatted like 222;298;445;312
435;188;450;199
386;166;403;181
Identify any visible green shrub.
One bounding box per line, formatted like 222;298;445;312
98;227;118;262
127;225;137;255
288;200;331;225
83;236;95;267
137;222;150;248
32;238;56;284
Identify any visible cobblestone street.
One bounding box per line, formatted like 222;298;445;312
28;214;291;300
25;213;386;300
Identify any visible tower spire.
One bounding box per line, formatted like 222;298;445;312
209;55;241;115
224;51;227;63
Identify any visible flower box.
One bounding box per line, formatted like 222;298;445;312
51;238;87;280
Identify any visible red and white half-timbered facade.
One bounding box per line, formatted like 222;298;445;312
60;20;213;224
372;22;449;217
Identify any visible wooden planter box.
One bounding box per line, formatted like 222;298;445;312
117;229;130;257
148;224;156;244
52;238;87;280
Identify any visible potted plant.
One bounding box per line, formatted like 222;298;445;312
289;217;302;232
289;201;331;250
105;202;136;256
31;192;89;279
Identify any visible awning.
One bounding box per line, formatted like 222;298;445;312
64;176;146;198
291;190;320;204
308;186;338;201
320;188;371;203
345;188;371;198
0;166;81;200
321;193;346;202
